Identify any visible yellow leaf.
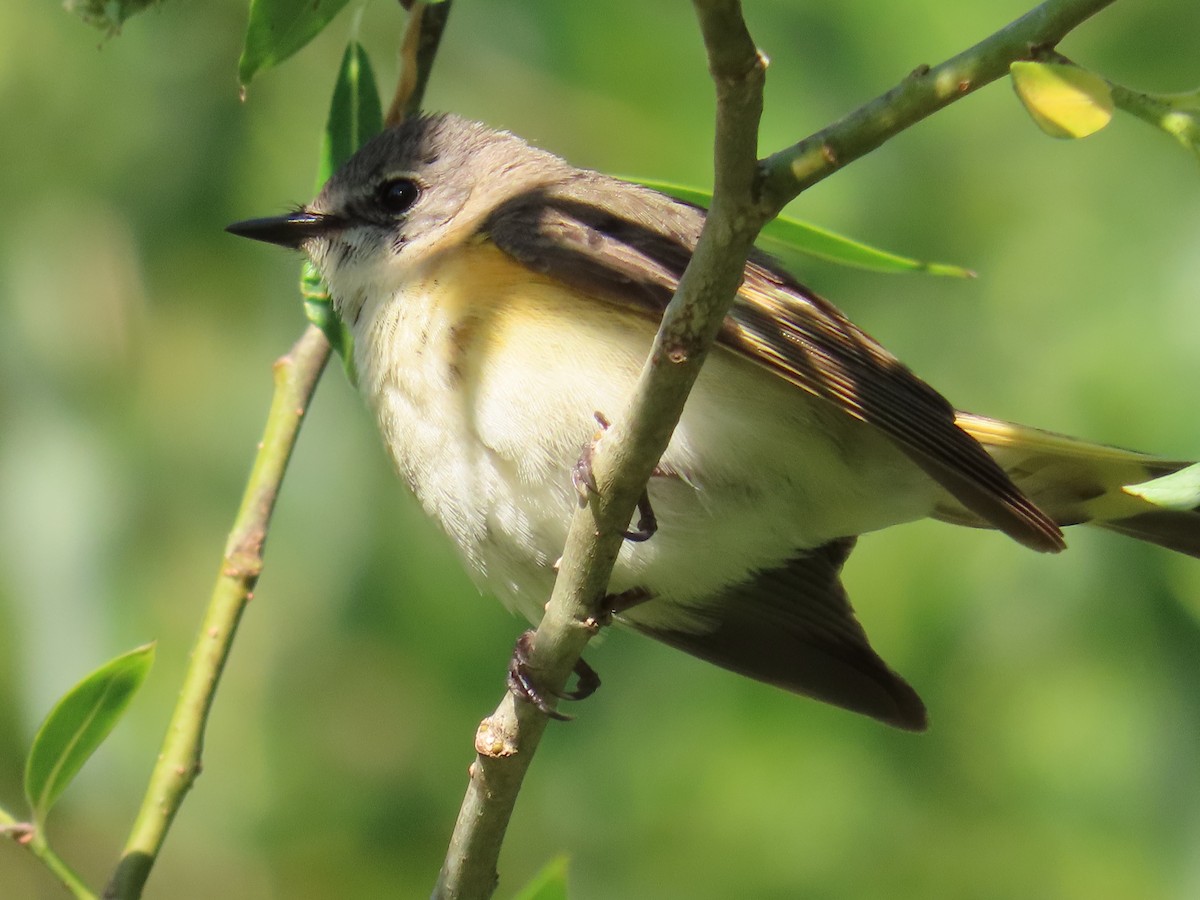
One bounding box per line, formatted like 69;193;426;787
1011;61;1114;139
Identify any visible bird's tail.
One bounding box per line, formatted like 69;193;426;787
934;412;1200;558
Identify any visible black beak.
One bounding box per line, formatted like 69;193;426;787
225;211;345;249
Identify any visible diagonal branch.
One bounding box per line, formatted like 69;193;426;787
434;2;766;897
2;811;95;899
102;326;331;900
104;6;454;898
758;0;1118;212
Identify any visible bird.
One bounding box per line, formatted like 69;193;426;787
227;112;1199;731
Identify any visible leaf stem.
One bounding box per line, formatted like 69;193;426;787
27;830;98;900
3;808;97;900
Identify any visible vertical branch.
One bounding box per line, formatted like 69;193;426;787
433;3;768;897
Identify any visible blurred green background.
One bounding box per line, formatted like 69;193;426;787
3;1;1200;898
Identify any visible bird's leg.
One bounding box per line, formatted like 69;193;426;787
506;630;601;721
571;411;659;542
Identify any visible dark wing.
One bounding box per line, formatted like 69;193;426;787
481;175;1064;552
479;179;701;316
629;539;928;730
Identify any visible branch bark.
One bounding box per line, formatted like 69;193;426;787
434;2;767;897
434;0;1122;896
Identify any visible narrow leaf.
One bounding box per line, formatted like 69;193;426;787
758;216;974;278
1011;61;1114;139
314;42;384;190
25;644;155;825
238;0;352;86
511;856;570;900
636;180;973;277
301;42;384;384
1125;463;1200;511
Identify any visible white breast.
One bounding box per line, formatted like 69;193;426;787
349;244;939;631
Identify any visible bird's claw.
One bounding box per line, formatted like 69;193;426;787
506;631;602;721
572;411;659;542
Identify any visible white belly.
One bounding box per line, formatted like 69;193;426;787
350;247;939;630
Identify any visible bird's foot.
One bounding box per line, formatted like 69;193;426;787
571;411;659;542
583;586;654;632
506;630;602;721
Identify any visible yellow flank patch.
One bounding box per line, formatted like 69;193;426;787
422;236;557;312
416;235;656;362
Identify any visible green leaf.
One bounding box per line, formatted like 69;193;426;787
757;215;974;278
24;644;155;826
1011;61;1114;139
636;180;973;278
238;0;352;86
314;42;384;191
301;41;384;385
511;856;569;900
1125;463;1200;511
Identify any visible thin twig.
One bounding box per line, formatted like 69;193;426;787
433;0;1124;896
758;0;1119;212
102;326;331;900
103;3;456;893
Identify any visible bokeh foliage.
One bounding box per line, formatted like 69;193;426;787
2;1;1200;898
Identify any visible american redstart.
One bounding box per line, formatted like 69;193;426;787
228;113;1198;730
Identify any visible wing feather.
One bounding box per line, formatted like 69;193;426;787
628;539;929;730
482;177;1065;552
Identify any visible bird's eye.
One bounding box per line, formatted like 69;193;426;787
375;177;420;214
